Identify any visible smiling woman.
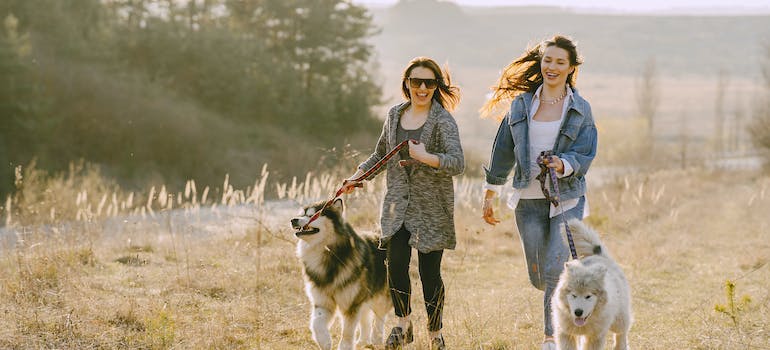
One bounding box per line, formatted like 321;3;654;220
479;35;598;350
342;56;463;350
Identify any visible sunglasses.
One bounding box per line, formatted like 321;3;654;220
406;77;439;89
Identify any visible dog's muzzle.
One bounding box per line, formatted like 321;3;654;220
291;217;320;237
573;309;590;327
294;227;320;237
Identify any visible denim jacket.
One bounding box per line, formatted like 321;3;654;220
484;89;597;201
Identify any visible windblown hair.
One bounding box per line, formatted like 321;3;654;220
480;35;583;120
401;57;461;112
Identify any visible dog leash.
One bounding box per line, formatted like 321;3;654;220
301;139;418;230
536;150;578;260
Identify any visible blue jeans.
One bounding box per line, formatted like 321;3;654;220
514;197;585;336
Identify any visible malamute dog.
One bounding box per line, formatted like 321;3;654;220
290;198;391;350
552;220;633;350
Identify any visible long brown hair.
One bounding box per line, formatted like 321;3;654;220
480;35;582;120
401;57;461;112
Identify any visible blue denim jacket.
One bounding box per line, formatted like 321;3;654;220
484;89;597;201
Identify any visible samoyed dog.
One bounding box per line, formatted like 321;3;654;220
552;220;633;350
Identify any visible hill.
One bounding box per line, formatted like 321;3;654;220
372;3;770;77
365;1;770;168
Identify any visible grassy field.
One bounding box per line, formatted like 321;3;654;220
0;161;768;349
2;4;769;349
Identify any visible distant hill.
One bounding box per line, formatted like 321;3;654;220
369;2;770;77
364;1;770;168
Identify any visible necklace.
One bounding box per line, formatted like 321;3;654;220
540;89;567;105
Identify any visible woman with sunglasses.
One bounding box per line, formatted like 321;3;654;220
479;35;597;350
343;57;463;350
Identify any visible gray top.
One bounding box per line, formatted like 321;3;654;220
359;101;464;253
396;122;424;173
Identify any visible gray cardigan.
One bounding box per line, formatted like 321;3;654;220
359;101;464;253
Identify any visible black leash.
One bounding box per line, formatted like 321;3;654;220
536;150;578;260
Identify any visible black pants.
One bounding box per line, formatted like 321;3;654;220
387;225;445;332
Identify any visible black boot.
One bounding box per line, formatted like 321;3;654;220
430;334;446;350
384;322;414;349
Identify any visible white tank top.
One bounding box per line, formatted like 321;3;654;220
521;118;561;199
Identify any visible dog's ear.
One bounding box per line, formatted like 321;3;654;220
331;198;344;213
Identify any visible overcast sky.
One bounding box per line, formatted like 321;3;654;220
351;0;770;14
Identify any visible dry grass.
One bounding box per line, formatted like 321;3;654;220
0;162;769;349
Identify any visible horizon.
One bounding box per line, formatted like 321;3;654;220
352;0;770;15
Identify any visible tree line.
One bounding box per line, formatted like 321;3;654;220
0;0;382;194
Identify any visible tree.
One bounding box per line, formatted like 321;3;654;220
237;0;381;134
0;0;383;189
0;14;37;195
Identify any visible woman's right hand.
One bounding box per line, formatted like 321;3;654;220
342;169;365;194
342;179;362;194
482;190;500;226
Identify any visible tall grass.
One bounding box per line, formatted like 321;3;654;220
0;159;768;349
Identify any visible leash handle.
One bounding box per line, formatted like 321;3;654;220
302;139;415;229
398;159;420;167
397;139;422;167
537;151;579;260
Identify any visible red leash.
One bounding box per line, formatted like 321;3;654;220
301;139;417;230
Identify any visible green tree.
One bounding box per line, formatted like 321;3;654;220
0;0;382;190
0;14;38;194
225;0;381;135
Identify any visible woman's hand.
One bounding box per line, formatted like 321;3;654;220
482;190;500;226
408;139;428;160
342;170;365;194
408;140;440;168
543;155;565;174
342;180;362;194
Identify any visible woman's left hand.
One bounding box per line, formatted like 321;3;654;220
543;155;565;174
408;139;427;160
408;139;441;168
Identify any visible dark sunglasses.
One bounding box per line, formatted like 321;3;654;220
407;77;439;89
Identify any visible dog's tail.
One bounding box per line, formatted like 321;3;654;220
565;219;610;258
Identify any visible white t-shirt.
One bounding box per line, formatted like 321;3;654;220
521;118;562;199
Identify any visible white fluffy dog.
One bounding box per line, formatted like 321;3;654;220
552;220;633;350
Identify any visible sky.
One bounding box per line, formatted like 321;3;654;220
351;0;770;14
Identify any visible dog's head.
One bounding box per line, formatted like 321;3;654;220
559;260;607;327
290;198;344;243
